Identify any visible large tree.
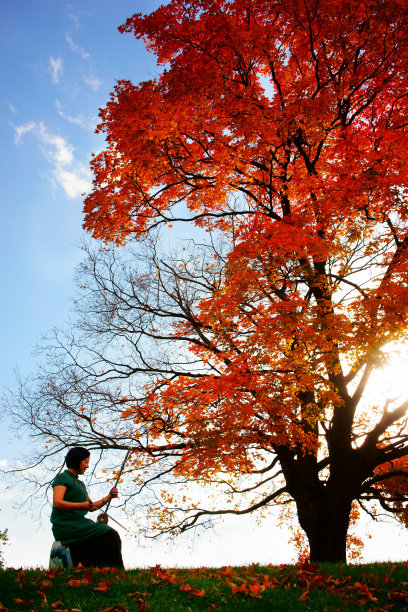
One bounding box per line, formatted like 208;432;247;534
8;0;408;563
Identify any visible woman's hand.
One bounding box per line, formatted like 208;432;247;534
80;489;119;513
109;487;119;499
82;500;97;511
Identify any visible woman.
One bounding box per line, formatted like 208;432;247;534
51;446;124;568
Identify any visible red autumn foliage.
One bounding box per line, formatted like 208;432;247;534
12;0;408;565
374;455;408;527
83;0;408;562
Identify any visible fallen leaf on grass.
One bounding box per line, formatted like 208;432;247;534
67;578;91;587
15;571;27;589
13;598;34;607
228;581;248;595
179;584;205;597
248;582;265;598
94;581;110;592
127;591;151;598
262;577;279;588
96;567;120;575
37;589;48;607
42;570;57;579
150;565;178;584
52;609;84;612
298;589;309;602
38;579;53;591
389;590;408;600
99;606;129;612
298;580;310;602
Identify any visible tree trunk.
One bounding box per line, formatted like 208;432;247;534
296;493;352;563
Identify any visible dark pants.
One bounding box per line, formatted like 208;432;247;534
69;528;124;568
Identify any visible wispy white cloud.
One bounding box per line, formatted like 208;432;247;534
56;100;96;131
84;74;103;91
56;168;91;199
65;34;90;59
49;56;63;83
14;121;37;144
13;121;91;199
67;12;80;28
8;102;18;114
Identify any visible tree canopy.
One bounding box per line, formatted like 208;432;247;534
8;0;408;563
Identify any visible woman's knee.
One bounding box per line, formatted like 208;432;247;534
107;528;121;546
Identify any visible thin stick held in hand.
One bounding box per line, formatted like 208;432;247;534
97;449;131;528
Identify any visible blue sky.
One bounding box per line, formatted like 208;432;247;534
1;0;162;391
1;0;407;568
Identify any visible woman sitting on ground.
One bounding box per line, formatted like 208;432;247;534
51;446;124;568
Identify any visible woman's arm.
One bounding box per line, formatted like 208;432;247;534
53;485;93;511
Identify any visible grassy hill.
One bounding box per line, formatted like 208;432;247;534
0;561;407;611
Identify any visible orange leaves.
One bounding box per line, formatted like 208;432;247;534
248;582;265;597
12;599;35;608
85;0;408;249
67;577;91;587
217;564;279;599
36;579;52;608
150;565;206;600
228;581;250;595
151;565;178;585
49;603;85;612
373;455;408;528
211;562;407;605
4;563;408;610
58;0;407;563
126;590;151;599
93;581;110;593
179;583;205;597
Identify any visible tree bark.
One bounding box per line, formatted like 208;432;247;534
296;492;352;563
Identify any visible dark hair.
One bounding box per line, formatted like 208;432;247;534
65;447;90;471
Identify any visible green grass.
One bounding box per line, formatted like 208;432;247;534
0;562;407;611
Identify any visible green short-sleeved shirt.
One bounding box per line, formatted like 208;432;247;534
50;470;111;545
